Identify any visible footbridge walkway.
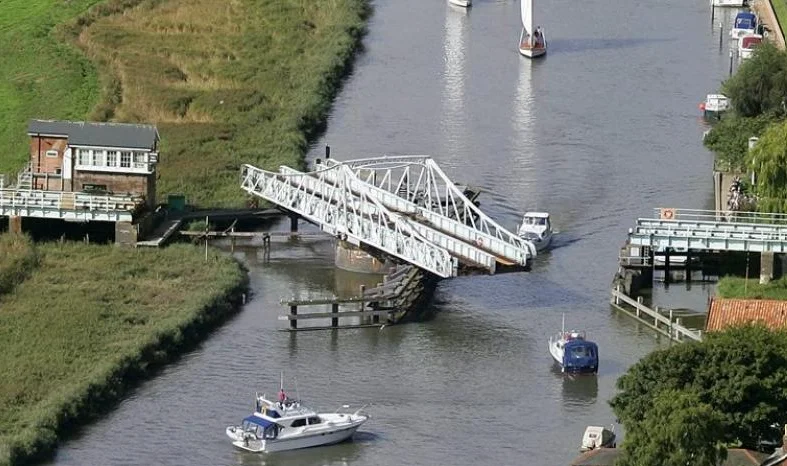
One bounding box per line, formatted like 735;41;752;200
627;208;787;253
240;155;536;278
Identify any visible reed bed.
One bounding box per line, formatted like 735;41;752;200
0;240;247;465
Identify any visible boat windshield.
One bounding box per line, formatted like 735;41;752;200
569;345;596;359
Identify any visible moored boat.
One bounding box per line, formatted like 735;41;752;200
517;212;553;252
448;0;472;7
548;315;599;374
730;12;758;40
738;33;763;60
580;425;617;451
226;380;368;453
699;94;730;119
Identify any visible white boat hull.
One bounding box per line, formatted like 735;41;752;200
227;415;367;453
713;0;746;6
519;46;546;58
448;0;471;7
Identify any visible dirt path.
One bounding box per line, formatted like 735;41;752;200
750;0;786;49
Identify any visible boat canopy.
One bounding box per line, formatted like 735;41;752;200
741;35;762;49
734;12;756;29
243;415;276;428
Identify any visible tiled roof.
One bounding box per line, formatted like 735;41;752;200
27;120;159;150
707;298;787;332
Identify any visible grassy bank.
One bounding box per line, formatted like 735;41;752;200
0;234;39;295
0;239;248;465
772;0;787;42
62;0;370;207
0;0;104;175
716;275;787;299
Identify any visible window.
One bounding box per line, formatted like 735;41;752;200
120;151;132;168
78;149;90;165
134;151;146;169
307;416;322;425
92;150;105;166
290;419;307;427
45;150;58;158
82;184;108;194
107;151;118;167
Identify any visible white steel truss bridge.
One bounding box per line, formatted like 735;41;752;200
240;155;536;278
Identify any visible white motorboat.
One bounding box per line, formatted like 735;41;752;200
730;12;758;40
517;212;553;251
712;0;746;7
700;94;730;119
226;385;368;453
580;425;617;451
738;33;763;60
549;315;599;374
518;0;546;58
448;0;471;7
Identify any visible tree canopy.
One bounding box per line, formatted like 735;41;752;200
746;119;787;213
615;390;727;466
723;43;787;118
610;324;787;450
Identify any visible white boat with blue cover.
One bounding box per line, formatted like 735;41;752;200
226;387;368;453
730;12;758;40
548;316;599;374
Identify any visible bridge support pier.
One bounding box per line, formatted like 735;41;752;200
335;240;395;274
290;214;299;233
761;251;775;285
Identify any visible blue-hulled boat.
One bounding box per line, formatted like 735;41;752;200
548;316;599;374
730;12;757;40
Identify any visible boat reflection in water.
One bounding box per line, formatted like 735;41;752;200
558;369;599;408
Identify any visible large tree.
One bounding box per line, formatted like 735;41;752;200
615;390;727;466
610;324;787;449
746;119;787;213
723;43;787;118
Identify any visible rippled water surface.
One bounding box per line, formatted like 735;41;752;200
50;0;743;465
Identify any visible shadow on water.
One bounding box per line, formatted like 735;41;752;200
233;435;372;466
553;367;599;407
546;37;675;54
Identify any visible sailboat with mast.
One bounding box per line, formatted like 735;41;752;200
518;0;547;58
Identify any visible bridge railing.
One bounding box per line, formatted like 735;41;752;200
653;207;787;225
321;156;536;264
240;164;456;278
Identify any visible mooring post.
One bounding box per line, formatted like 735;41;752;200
711;3;715;26
325;145;331;160
729;49;734;76
636;296;643;317
719;23;723;50
290;304;298;330
290;215;298;234
685;249;692;282
669;309;674;339
331;303;339;328
664;248;671;285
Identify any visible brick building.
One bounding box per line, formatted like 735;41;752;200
26;120;160;209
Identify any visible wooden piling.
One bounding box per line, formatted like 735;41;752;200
331;303;339;328
290;304;298;330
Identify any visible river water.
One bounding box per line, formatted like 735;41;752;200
50;0;743;465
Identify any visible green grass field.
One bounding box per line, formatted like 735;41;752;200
0;238;247;465
771;0;787;43
1;0;368;207
0;0;103;176
716;275;787;299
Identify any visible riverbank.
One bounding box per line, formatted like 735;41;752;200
0;237;248;466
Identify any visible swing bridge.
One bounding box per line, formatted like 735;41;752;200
239;155;537;278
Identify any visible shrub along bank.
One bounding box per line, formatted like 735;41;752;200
0;239;248;466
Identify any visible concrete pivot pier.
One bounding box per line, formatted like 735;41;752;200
334;240;395;274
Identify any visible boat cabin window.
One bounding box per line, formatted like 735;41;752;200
570;346;595;359
307;416;322;425
290;418;307;427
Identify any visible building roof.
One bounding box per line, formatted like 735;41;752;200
27;120;159;150
707;298;787;332
569;448;769;466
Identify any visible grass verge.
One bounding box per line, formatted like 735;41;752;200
716;275;787;299
60;0;370;207
0;234;39;295
0;239;248;465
